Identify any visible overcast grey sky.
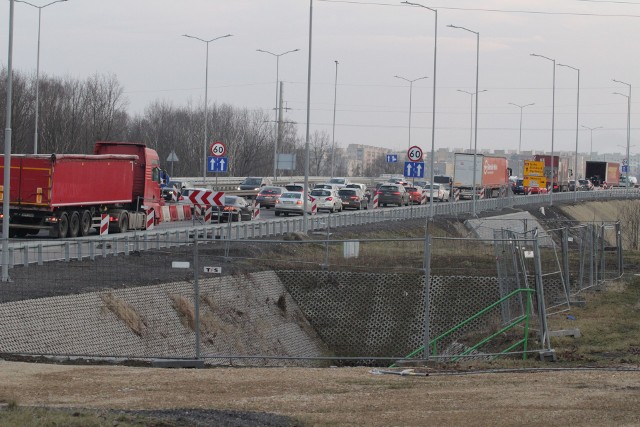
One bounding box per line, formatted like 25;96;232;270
2;0;638;157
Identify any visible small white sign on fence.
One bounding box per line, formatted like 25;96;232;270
344;241;360;259
172;261;191;269
204;266;222;274
524;251;534;259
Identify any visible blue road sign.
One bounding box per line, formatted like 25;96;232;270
404;161;425;178
386;154;398;163
208;156;228;173
622;165;629;173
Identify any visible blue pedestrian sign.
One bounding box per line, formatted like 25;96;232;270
404;161;425;178
208;156;228;173
386;154;398;163
622;165;629;173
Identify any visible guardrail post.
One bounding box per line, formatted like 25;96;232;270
89;241;95;261
76;241;83;261
23;245;29;267
64;242;70;262
37;244;43;265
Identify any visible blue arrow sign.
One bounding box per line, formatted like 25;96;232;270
404;161;425;178
208;156;228;173
622;165;629;173
386;154;398;163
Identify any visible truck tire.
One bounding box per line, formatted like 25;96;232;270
79;210;92;237
109;211;128;234
68;211;80;238
57;212;69;238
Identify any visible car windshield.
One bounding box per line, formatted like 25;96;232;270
424;184;440;189
338;189;356;196
311;190;331;196
282;192;301;199
241;178;262;185
406;187;418;192
579;180;589;184
223;196;239;205
517;180;524;185
379;185;399;191
328;178;345;184
259;187;281;195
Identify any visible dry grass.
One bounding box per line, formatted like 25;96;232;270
167;293;195;330
99;293;147;337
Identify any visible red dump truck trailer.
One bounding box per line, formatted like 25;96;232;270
0;141;164;238
585;161;620;188
533;154;570;192
453;153;510;199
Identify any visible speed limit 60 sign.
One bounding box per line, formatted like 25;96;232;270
210;141;226;157
407;145;423;162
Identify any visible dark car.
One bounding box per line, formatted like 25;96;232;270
211;196;254;222
375;184;409;207
512;179;525;195
338;188;368;210
255;186;286;209
237;177;272;192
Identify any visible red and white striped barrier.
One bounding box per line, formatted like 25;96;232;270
479;187;486;199
421;191;427;205
373;193;379;209
454;188;460;202
252;202;261;220
527;187;533;196
310;196;317;215
100;213;109;236
146;208;155;230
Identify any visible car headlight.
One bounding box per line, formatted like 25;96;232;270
237;187;242;190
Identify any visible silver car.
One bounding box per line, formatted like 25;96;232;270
274;192;313;216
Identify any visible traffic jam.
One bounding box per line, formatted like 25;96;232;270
1;140;629;238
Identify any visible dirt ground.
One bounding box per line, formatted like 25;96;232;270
1;361;639;426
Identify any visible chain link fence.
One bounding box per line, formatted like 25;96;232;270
0;218;620;366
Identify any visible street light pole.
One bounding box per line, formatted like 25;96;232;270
613;79;632;191
581;125;602;161
183;33;232;186
558;63;580;201
508;102;535;154
449;24;480;215
459;89;487;151
331;60;339;178
3;0;16;282
257;48;300;181
16;0;68;154
401;2;438;220
303;0;314;232
531;53;556;206
395;75;428;150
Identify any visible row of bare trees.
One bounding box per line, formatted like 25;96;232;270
1;69;350;178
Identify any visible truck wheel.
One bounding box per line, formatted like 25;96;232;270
79;210;92;237
109;211;127;234
68;211;80;238
57;212;69;238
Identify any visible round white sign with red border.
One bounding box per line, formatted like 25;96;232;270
209;141;226;157
407;145;423;162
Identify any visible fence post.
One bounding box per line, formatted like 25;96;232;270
422;234;432;361
562;227;571;293
193;236;201;360
532;230;552;352
616;221;623;276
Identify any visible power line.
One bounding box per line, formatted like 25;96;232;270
317;0;640;18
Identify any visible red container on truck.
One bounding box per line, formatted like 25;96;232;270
0;141;164;238
533;154;570;192
585;161;620;188
453;153;510;199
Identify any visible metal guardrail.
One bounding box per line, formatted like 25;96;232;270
5;188;640;268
